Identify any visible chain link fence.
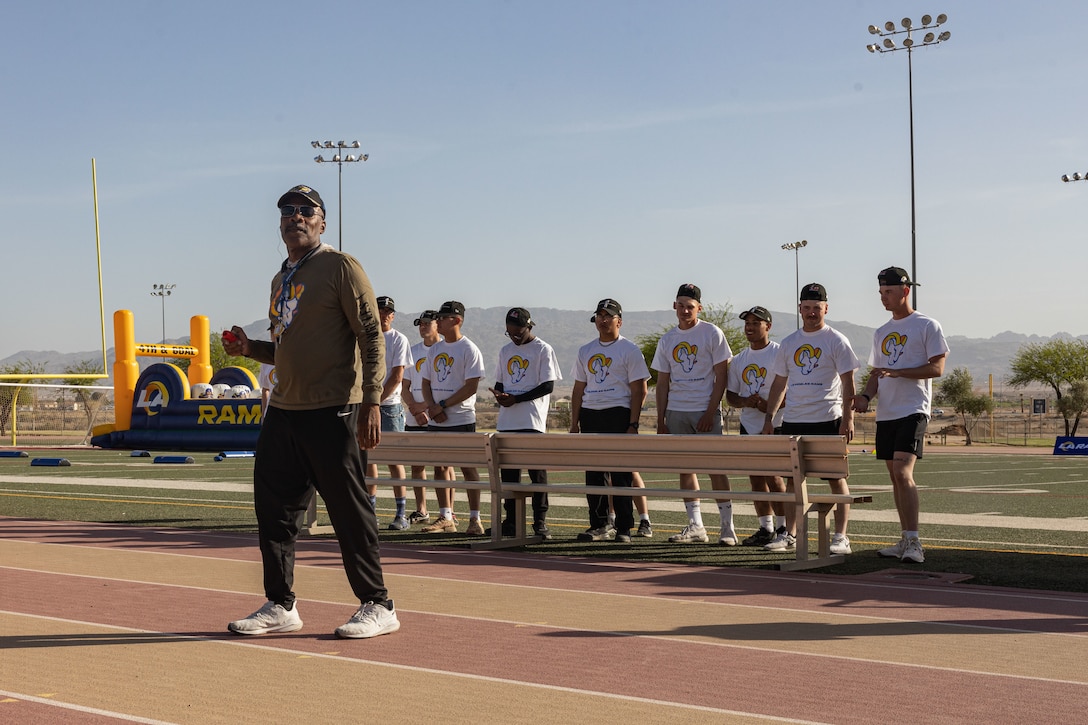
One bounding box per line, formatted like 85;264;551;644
1;383;114;447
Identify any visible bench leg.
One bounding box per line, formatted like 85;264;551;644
777;503;845;571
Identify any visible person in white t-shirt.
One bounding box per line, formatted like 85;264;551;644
570;298;650;543
726;305;787;547
365;296;414;530
651;283;735;545
401;310;440;525
488;307;562;540
258;362;276;409
852;266;949;564
762;283;860;556
419;301;488;536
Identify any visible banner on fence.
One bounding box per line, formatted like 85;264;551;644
1053;436;1088;455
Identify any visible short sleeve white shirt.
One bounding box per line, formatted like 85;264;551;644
772;325;860;423
728;342;785;432
869;311;950;421
422;335;486;427
572;336;650;410
494;336;562;432
651;320;733;412
380;328;413;406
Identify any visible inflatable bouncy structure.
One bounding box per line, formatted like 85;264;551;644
91;310;261;451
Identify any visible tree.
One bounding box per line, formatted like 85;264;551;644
64;359;110;443
1056;379;1088;437
1006;339;1088;436
0;360;46;437
936;366;994;445
635;302;744;387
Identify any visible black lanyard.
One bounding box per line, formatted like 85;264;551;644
275;245;322;334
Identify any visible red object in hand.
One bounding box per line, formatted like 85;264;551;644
222;330;238;343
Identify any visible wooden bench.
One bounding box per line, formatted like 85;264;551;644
302;431;493;536
488;432;868;570
324;431;868;570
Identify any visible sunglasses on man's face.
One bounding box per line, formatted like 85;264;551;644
279;205;322;218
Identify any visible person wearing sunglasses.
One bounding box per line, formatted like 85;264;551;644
222;184;400;640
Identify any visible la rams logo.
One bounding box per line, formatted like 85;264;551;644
414;357;427;373
742;364;767;395
881;332;907;366
506;355;529;384
793;345;821;375
433;353;454;383
272;281;305;331
588;353;612;384
672;342;698;373
136;381;170;416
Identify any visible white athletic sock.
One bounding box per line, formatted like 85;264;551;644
758;515;774;532
469;509;480;520
717;501;734;531
685;501;704;528
640;513;650;522
775;515;786;529
904;530;919;540
440;507;453;520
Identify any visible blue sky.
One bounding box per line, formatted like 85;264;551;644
3;1;1086;361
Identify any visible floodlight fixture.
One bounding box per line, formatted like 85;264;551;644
781;240;809;329
863;13;951;309
309;138;369;251
1061;172;1088;183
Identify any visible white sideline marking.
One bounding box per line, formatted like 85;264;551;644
0;611;827;724
0;688;175;724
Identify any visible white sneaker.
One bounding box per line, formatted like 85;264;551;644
764;529;796;552
668;524;709;543
335;600;401;639
901;536;925;563
829;534;852;555
228;601;302;635
878;538;908;559
718;529;738;546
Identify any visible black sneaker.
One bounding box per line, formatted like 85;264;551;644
576;524;615;542
741;527;776;547
533;521;552;540
635;519;653;538
614;530;632;543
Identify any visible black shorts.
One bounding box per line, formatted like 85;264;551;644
739;423;783;436
875;414;927;460
780;419;841;437
405;424;428;433
427;422;477;433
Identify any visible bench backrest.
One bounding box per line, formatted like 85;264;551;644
488;432;848;482
366;431;494;470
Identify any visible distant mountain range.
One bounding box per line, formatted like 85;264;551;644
3;306;1076;395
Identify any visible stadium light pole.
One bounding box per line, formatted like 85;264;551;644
781;240;808;329
150;283;176;343
866;14;951;310
1060;171;1088;183
311;140;368;251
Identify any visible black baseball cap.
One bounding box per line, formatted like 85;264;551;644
591;298;623;322
413;310;438;325
878;266;915;286
799;283;827;302
437;300;465;317
740;306;772;323
376;296;395;311
676;283;701;302
277;184;325;210
506;307;534;328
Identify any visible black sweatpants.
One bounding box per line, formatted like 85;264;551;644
578;406;635;532
254;404;387;608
